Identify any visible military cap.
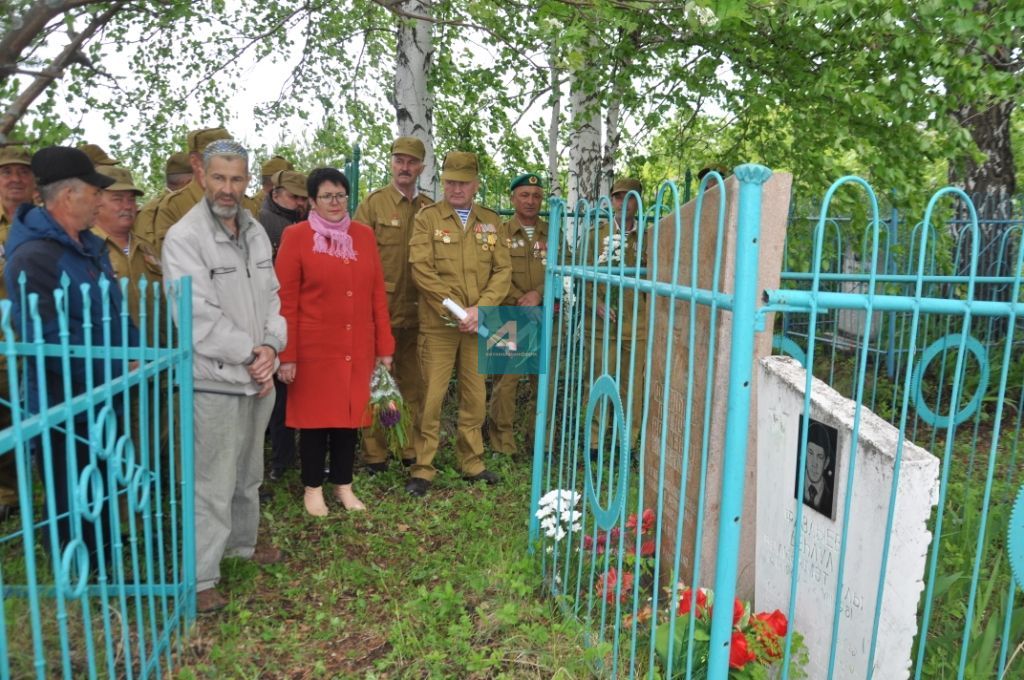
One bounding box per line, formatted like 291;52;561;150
78;143;119;166
0;145;31;167
272;169;308;198
510;173;543;192
97;165;143;195
165;152;191;175
391;136;425;161
261;155;293;176
611;177;643;196
32;146;115;188
187;127;232;154
441;151;479;182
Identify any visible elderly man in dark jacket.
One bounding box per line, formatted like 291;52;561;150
5;146;137;571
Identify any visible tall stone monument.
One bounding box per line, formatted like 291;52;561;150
642;169;792;599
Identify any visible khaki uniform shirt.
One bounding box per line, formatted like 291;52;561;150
0;211;11;300
409;201;511;330
354;184;433;328
133;191;166;248
586;220;648;336
502;216;548;304
90;227;165;344
150;179;260;251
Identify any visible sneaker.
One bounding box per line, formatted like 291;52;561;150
405;478;430;497
364;462;389;475
196;588;227;613
462;469;500;485
252;543;284;565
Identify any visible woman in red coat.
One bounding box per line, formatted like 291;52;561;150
275;167;395;516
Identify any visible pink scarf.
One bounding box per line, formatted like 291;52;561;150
308;210;358;261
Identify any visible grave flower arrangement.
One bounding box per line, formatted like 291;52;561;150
597;233;625;267
368;361;410;455
535;489;583;542
648;585;808;679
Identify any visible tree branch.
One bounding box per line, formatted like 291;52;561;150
0;0;108;80
0;4;123;137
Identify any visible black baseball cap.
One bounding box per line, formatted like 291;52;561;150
31;146;116;189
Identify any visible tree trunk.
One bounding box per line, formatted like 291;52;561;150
393;0;435;198
948;99;1017;218
567;76;602;210
547;50;562;199
600;100;620;198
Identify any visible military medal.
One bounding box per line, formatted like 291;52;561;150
487;234;496;245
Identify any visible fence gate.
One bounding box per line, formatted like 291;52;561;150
529;167;1024;679
0;276;195;679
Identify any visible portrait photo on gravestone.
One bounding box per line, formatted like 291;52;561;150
794;415;839;520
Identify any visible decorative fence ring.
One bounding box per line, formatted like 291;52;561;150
59;539;89;599
113;435;136;485
772;334;807;368
75;462;105;522
910;333;988;428
583;374;630;531
91;405;118;461
131;466;151;512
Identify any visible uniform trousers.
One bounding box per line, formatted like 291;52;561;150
193;390;274;592
360;326;422;464
488;373;539;454
410;328;487;481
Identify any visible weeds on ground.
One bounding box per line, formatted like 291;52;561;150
178;383;590;678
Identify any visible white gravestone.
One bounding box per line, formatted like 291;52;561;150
755;355;939;679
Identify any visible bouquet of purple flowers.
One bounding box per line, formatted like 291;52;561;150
369;361;410;455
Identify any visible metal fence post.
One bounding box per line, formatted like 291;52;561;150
706;163;772;677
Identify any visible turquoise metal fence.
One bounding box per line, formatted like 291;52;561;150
530;166;1024;678
0;275;194;679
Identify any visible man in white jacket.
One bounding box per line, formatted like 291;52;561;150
162;140;287;613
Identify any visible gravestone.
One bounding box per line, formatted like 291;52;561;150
643;168;791;600
755;355;940;679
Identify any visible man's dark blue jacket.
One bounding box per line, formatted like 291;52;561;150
4;203;138;414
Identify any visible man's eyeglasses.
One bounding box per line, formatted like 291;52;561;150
317;193;348;203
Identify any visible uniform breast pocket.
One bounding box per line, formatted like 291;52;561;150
511;252;528;274
376;222;404;246
434;245;458;275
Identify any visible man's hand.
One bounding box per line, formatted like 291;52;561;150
257;379;274;398
277;361;297;384
248;345;277;384
458;305;480;334
378;355;394;371
596;302;616;322
517;290;541;306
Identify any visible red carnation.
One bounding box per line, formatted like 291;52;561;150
755;609;788;638
732;598;744;627
677;587;709;618
729;631;756;669
596;568;634;605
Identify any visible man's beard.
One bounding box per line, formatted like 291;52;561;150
207;196;239;219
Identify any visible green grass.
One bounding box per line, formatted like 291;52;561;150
175;445;591;678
